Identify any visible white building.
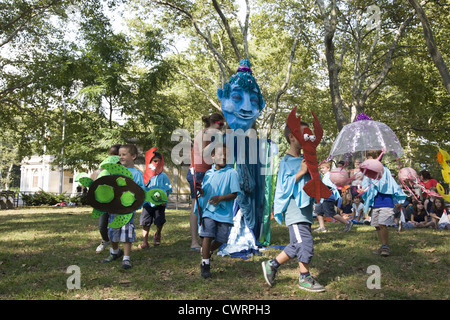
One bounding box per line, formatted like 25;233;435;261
20;155;77;195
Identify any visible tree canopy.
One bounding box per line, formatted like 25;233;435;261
0;0;449;188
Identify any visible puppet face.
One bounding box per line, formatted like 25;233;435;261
218;84;262;132
301;126;316;145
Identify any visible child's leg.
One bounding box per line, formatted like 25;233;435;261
299;261;309;274
139;205;152;248
111;241;119;250
142;226;150;242
201;237;213;259
153;206;166;245
274;251;290;266
123;242;131;258
375;225;388;245
333;213;350;225
317;215;325;229
190;202;201;249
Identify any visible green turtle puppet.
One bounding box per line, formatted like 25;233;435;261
75;156;168;229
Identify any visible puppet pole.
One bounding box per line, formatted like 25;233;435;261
190;148;203;226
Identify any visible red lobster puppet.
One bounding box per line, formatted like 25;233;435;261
286;106;331;202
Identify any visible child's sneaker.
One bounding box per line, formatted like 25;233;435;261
298;275;326;292
314;227;328;233
103;249;123;263
122;259;132;269
201;263;211;279
344;220;353;232
96;240;110;253
261;260;278;287
380;245;391;257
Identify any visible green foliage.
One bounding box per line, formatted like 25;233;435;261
0;0;449;176
21;190;70;206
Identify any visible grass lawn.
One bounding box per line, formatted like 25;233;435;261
0;206;448;300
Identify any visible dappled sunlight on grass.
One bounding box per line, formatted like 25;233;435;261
0;206;448;300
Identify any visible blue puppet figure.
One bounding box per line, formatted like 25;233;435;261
215;59;278;258
217;59;265;132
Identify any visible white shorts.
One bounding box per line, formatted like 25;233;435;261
371;207;394;227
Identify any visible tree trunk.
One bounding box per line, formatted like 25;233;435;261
407;0;450;95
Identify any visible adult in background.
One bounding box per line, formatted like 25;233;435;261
187;113;225;251
419;170;438;191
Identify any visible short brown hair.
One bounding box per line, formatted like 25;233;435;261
366;150;383;160
284;121;309;144
120;144;138;156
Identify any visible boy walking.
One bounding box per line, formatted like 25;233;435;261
262;123;325;292
104;144;145;269
140;151;172;248
195;143;241;278
359;150;406;256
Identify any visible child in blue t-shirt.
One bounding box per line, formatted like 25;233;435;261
261;123;325;292
195;143;241;279
139;152;172;248
359;150;406;257
104;144;145;269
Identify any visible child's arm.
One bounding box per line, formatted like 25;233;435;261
358;208;363;221
208;192;238;205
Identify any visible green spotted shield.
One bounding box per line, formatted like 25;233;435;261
77;160;168;229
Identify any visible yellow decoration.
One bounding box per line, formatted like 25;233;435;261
437;183;450;202
436;147;450;201
437;148;450;184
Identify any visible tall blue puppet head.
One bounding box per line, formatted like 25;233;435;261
217;59;265;132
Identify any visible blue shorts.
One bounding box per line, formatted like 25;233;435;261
186;170;206;199
283;222;314;264
314;200;337;217
199;217;232;244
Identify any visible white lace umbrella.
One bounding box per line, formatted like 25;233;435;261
327;114;404;164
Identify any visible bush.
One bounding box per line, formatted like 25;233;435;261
21;190;69;206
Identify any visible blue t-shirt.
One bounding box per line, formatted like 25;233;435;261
127;166;145;190
196;165;241;224
373;193;394;208
273;154;314;226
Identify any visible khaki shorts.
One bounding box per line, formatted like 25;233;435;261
370;207;394;227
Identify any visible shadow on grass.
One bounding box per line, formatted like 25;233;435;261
0;207;448;300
